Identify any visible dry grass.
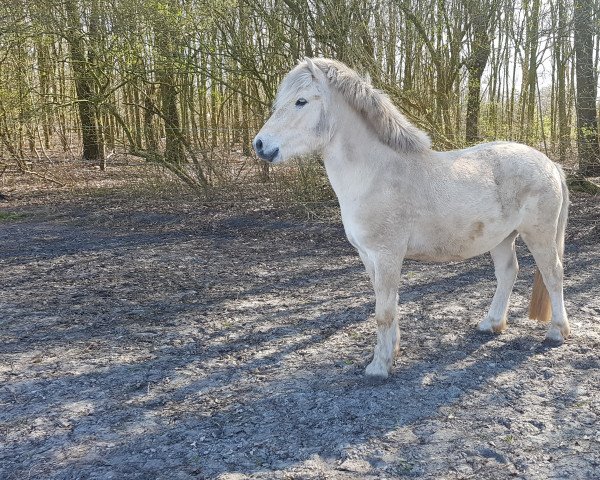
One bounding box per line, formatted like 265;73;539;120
0;151;336;214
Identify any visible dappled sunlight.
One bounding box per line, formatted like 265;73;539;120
1;193;599;478
2;340;160;379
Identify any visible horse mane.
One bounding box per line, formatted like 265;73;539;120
304;58;431;154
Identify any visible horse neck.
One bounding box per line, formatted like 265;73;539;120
322;93;410;199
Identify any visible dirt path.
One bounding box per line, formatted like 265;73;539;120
1;189;599;479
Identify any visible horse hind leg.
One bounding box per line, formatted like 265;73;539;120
479;232;519;333
520;232;570;342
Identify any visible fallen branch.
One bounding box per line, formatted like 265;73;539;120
20;168;67;187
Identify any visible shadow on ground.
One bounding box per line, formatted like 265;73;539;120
1;193;599;479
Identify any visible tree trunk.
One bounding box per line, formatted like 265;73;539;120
465;5;492;144
556;0;569;163
574;0;600;176
524;0;541;143
64;0;104;163
154;0;185;164
144;84;158;152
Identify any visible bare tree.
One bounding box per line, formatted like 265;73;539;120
574;0;600;175
64;0;104;164
465;1;496;144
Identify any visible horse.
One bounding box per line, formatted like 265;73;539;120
253;58;570;378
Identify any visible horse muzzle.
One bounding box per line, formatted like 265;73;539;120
253;137;280;163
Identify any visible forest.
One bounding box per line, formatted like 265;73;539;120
1;0;600;191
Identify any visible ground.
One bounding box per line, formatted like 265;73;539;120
1;164;599;479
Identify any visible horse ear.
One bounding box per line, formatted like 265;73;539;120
304;57;326;84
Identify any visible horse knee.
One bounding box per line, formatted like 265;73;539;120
375;308;396;328
373;284;399;322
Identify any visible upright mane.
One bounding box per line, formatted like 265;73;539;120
300;58;431;154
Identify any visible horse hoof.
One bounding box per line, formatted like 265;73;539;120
478;316;507;333
545;324;570;343
365;360;390;379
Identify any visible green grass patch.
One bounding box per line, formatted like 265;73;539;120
0;212;26;221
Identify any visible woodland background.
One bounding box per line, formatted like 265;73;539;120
1;0;600;195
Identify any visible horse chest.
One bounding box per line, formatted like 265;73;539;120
339;202;407;253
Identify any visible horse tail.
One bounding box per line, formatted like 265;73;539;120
528;165;569;323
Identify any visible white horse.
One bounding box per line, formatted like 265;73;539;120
253;58;570;378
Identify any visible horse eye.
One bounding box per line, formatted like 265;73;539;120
295;98;308;107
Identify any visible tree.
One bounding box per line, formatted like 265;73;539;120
465;1;496;144
573;0;600;176
64;0;105;164
553;0;570;163
151;0;186;165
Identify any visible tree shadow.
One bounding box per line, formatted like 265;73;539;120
1;297;545;479
2;198;598;478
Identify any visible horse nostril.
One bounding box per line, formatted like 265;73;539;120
268;148;279;162
255;138;263;152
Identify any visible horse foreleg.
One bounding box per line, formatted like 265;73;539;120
479;232;519;333
357;248;375;285
365;256;403;378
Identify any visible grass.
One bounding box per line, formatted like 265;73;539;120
0;212;26;221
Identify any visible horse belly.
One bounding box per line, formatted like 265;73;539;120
406;219;515;263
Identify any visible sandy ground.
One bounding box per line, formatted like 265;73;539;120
0;168;599;479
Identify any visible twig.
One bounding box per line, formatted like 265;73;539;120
20;168;66;187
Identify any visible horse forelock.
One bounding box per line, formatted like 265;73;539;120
273;68;315;111
287;58;431;154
